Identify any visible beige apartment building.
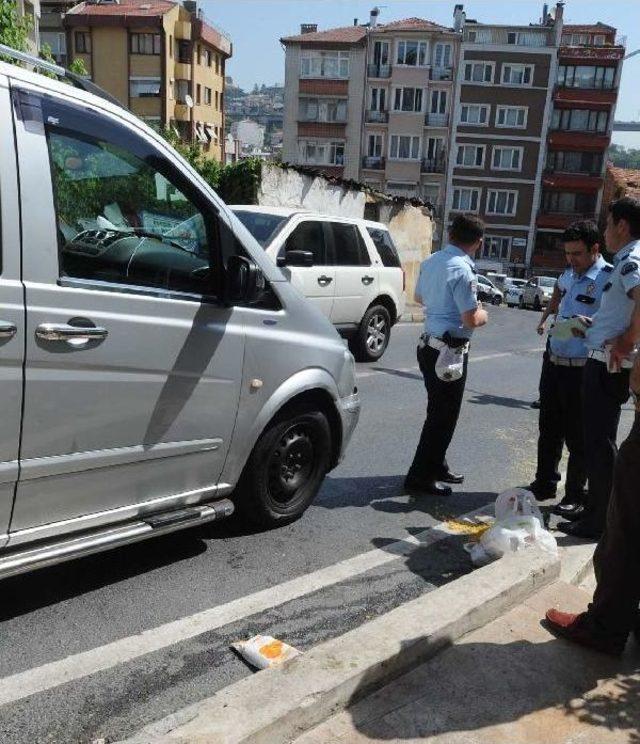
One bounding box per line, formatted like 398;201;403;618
64;0;232;161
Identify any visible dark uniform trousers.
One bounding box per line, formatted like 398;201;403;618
407;344;469;481
535;354;587;500
587;412;640;641
582;359;630;526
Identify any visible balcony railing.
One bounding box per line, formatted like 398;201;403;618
421;158;446;173
430;66;453;81
362;156;385;170
299;114;348;124
365;110;388;123
425;113;449;127
539;208;598;218
367;63;392;78
544;165;603;176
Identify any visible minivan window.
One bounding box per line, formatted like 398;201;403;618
329;222;371;267
539;277;556;288
284;220;327;264
366;227;401;268
43;99;218;298
233;210;289;247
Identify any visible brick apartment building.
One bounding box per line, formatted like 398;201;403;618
533;23;625;272
64;0;232;161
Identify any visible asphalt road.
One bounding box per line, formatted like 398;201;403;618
0;306;634;743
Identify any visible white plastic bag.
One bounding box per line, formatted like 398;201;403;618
231;634;301;670
494;488;543;523
435;346;465;382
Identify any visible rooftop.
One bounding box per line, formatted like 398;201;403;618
563;22;616;33
374;17;449;33
66;0;175;18
281;25;367;45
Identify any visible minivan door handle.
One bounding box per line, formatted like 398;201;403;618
0;321;17;339
361;275;374;286
317;275;333;287
36;322;108;344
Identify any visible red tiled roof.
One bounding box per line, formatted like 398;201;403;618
608;165;640;199
375;17;449;32
563;22;616;33
281;25;367;44
66;0;176;18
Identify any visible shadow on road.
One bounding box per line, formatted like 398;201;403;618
467;389;534;410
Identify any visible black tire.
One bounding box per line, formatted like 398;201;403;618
235;408;332;528
533;295;542;311
350;304;391;362
519;295;526;310
492;295;502;306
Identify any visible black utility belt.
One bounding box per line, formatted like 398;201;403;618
420;333;469;351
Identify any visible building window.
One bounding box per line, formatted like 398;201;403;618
492;146;523;171
496;105;527;128
433;42;452;68
204;49;212;66
196;84;201;105
430;90;447;114
215;54;220;74
551;108;608;133
452;187;480;212
169;35;173;57
456;144;485;168
482;236;511;259
542;191;597;214
75;31;91;54
557;64;615;89
460;104;489;125
370;87;386;112
501;64;533;86
393;87;423;112
204;87;212;106
177;40;191;63
130;33;161;55
129;77;161;98
174;79;191;104
486;190;518;216
299;97;347;122
300;50;350;79
593;34;606;46
546;150;603;175
367;133;383;157
396;40;428;66
463;62;493;83
299;140;345;166
389;135;420;160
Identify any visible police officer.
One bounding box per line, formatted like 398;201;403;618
558;197;640;539
530;221;610;518
405;214;488;496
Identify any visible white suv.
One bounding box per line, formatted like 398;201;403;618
520;276;557;310
232;207;406;361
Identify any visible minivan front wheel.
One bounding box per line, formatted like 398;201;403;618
351;304;391;362
236;408;332;527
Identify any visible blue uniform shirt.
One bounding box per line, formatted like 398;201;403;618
586;239;640;351
417;244;478;340
550;256;611;359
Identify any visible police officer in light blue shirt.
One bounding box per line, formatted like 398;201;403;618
405;214;488;497
529;222;610;520
557;197;640;540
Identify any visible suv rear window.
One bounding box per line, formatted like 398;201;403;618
233;210;288;248
329;222;370;266
366;227;401;268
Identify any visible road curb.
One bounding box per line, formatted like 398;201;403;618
121;550;560;744
399;311;424;323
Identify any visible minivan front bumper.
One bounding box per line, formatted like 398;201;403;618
337;390;361;462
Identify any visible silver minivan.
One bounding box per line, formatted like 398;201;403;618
0;51;360;579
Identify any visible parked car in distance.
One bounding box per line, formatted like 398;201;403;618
504;278;528;308
486;272;508;291
520;276;557;310
231;206;406;362
476;274;503;305
0;50;361;579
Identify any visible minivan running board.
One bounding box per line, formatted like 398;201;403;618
0;499;234;580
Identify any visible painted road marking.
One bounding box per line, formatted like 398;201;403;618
0;505;492;707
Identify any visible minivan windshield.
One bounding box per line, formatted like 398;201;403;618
233;210;289;247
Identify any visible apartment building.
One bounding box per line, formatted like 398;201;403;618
444;6;563;274
16;0;41;54
40;0;76;65
64;0;232;161
533;23;625;272
281;23;368;180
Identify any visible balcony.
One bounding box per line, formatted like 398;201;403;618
365;110;388;123
430;67;453;82
299;114;348;124
554;86;617;105
547;130;610;150
362;156;385;170
421;158;446;174
543;170;603;191
536;211;598;229
367;64;392;79
425;113;449;127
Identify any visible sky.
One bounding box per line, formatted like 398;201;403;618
204;0;640;147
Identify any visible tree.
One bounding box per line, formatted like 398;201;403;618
0;0;32;55
608;144;640;170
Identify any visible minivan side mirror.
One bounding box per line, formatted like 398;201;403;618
277;250;314;268
226;255;265;304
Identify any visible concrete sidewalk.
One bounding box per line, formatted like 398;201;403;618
295;578;640;744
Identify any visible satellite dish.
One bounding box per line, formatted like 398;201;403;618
184;94;194;108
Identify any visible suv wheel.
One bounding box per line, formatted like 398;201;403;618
491;295;502;306
351;304;391;362
235;407;331;528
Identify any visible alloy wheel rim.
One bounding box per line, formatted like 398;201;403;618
366;313;387;352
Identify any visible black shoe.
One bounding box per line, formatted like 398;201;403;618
436;469;464;484
531;399;541;409
556;518;602;541
403;477;452;497
528;482;557;502
551;503;585;521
